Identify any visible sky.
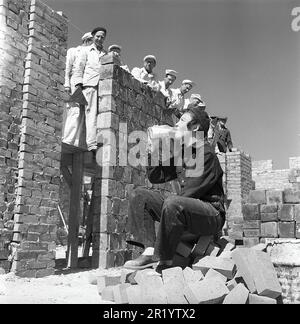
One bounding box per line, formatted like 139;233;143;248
44;0;300;169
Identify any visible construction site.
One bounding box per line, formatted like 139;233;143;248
0;0;300;304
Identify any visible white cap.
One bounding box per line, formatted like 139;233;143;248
165;69;177;77
190;93;205;107
82;32;93;41
144;55;157;63
108;44;122;52
182;79;194;86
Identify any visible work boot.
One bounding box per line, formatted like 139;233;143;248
123;255;158;270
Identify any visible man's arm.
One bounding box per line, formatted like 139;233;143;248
147;155;178;184
72;47;88;88
64;48;74;90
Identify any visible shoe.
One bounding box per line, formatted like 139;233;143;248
155;263;173;275
123;255;158;270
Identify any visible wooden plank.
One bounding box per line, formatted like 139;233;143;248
67;152;84;268
83;178;95;258
60;165;72;187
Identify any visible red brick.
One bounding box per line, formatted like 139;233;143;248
163;269;188;304
231;249;256;293
251;243;268;252
266;190;283;204
205;268;227;283
134;269;160;286
112;283;131;304
126;285;142;304
182;267;204;283
162;266;184;285
248;294;276;304
120;269;136;284
243;229;260;237
101;286;115;301
223;283;249;304
260;222;278;238
205;243;220;256
278;221;295;238
260;204;278;214
296;223;300;239
243;220;261;229
97;274;121;294
193;256;235;279
248;190;266;204
278;204;294;221
139;275;168;304
242;204;260;221
243;237;260;248
294;205;300;223
184;277;229;304
283;189;300;203
261;212;278;222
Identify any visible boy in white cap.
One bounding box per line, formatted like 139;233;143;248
158;69;177;107
62;32;93;146
185;93;206;111
108;44;130;72
131;55;159;90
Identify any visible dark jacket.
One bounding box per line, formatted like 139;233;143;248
213;126;233;153
147;142;225;215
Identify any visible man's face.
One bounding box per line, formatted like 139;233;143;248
165;74;176;86
144;59;156;73
111;48;121;56
180;83;192;94
219;119;226;127
191;97;201;105
93;31;106;47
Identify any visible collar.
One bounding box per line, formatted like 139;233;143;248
89;43;106;53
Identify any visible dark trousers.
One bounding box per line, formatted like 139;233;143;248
127;188;224;261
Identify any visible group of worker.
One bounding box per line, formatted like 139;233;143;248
63;26;233;154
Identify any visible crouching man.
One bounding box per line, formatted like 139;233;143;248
124;108;226;272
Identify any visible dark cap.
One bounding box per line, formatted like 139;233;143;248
91;27;107;36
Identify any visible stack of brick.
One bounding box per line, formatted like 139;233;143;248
91;54;177;269
0;0;68;277
241;189;300;247
89;241;283;304
0;0;32;272
217;150;252;239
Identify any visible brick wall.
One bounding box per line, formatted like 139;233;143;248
253;157;300;191
0;0;68;277
91;55;176;268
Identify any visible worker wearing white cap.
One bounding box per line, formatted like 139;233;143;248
62;31;94;146
169;79;194;121
158;69;178;106
108;44;130;72
186;93;206;111
131;55;159;90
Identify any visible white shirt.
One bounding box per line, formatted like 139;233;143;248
131;67;159;90
64;46;83;88
169;88;185;111
158;80;172;99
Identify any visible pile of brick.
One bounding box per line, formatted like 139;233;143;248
241;189;300;247
89;238;282;304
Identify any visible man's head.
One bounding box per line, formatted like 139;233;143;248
175;108;210;137
91;27;107;48
164;69;177;87
218;117;228;127
81;32;93;46
108;44;122;56
180;80;194;95
190;94;206;108
143;55;157;73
